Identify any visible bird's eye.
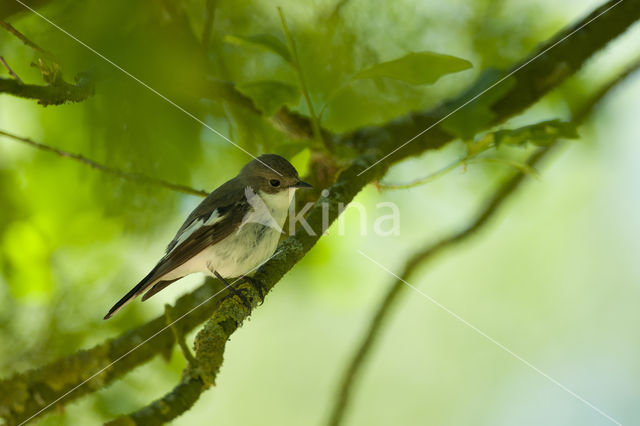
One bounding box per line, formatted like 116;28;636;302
269;179;281;187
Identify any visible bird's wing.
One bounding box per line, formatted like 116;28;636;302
165;177;244;254
153;177;250;281
152;198;249;280
103;178;250;319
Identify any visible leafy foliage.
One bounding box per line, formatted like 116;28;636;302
491;119;579;147
353;51;472;85
223;33;292;63
236;80;300;115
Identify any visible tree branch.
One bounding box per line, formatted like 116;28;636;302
0;75;93;105
325;56;640;426
0;278;226;426
0;56;23;83
204;78;316;140
0;0;51;21
0;20;53;58
3;1;639;424
0;20;94;105
341;0;640;159
0;130;209;197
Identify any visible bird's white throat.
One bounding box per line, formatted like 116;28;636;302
255;187;296;224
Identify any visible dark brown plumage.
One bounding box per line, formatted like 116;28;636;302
104;154;310;319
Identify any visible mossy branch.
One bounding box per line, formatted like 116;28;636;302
0;21;94;105
2;1;639;424
340;0;640;159
0;279;229;426
0;74;93;105
0;20;53;58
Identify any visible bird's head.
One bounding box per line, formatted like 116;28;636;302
240;154;312;194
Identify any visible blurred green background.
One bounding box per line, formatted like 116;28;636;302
1;0;639;424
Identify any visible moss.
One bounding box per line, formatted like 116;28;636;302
43;344;112;391
0;376;29;418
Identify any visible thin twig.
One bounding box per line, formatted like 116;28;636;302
0;130;208;197
278;7;328;150
0;56;22;83
376;157;466;190
0;76;93;105
0;22;93;105
466;156;540;178
201;0;215;51
0;20;54;59
165;304;198;368
377;126;539;190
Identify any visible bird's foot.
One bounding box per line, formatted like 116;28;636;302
214;271;252;312
241;275;266;305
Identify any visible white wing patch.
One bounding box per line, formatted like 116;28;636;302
167;209;222;254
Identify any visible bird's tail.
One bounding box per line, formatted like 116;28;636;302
104;268;160;320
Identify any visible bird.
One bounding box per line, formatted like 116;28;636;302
104;154;312;319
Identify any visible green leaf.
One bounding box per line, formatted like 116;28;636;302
353;51;472;85
492;119;579;148
236;80;300;116
467;157;540;178
224;34;292;63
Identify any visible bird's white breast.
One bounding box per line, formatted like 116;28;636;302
163;188;294;280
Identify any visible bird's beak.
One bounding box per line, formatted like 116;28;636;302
293;180;313;188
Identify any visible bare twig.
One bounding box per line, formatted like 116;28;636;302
0;278;227;426
201;0;215;51
0;20;53;58
0;130;208;197
572;56;640;121
0;21;93;105
165;304;198;368
0;56;23;83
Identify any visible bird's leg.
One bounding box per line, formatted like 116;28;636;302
241;275;266;305
213;270;252;311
